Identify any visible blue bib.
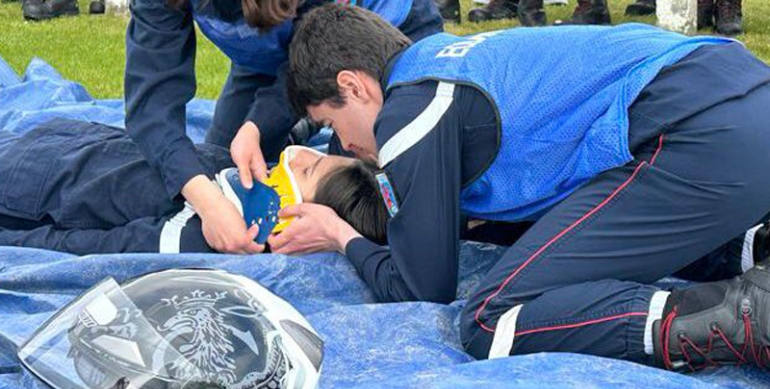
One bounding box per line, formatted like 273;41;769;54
193;0;413;76
386;24;731;221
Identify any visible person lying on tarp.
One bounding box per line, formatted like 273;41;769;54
0;118;387;255
279;4;770;373
124;0;442;256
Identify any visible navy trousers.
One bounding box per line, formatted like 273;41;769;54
461;77;770;364
0;119;227;254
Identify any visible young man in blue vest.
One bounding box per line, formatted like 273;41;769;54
276;4;770;371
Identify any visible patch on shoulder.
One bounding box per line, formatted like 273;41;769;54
375;172;399;218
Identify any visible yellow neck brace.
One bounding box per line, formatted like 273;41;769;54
263;146;326;233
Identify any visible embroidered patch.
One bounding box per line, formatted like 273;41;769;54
376;172;399;218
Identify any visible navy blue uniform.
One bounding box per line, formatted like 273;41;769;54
125;0;442;200
0;119;227;254
343;40;770;364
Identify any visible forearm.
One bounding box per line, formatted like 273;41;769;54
124;0;201;198
181;175;228;218
0;216;174;255
345;237;419;303
245;65;299;158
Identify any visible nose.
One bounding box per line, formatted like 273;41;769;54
347;145;365;160
288;149;317;172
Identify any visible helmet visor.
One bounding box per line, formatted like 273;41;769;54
18;277;205;389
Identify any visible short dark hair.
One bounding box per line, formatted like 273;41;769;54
287;4;412;117
313;160;389;245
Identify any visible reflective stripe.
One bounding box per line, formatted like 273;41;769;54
487;304;523;359
742;224;763;273
378;82;456;167
644;290;671;355
159;203;197;254
216;170;245;217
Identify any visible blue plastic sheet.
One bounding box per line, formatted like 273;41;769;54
1;55;769;388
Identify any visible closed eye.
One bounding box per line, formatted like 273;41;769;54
310;157;323;177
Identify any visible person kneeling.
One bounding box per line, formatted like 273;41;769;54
284;4;770;372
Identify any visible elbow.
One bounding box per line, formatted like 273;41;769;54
367;257;458;304
379;281;456;305
416;284;457;304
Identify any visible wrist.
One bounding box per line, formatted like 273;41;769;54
334;220;362;254
182;175;225;216
243;121;260;140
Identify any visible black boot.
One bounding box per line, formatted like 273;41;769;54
468;0;519;22
653;262;770;371
698;0;715;29
22;0;79;20
434;0;461;24
625;0;655;16
517;0;546;26
556;0;611;25
714;0;743;36
89;0;105;14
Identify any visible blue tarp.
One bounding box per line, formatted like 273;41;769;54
1;55;769;388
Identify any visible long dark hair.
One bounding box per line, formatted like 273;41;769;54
314;160;390;245
167;0;300;30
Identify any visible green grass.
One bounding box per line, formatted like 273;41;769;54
0;0;768;99
0;0;230;98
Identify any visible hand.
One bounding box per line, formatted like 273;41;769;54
182;175;264;254
231;121;268;188
268;203;362;255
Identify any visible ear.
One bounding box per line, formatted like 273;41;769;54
337;70;374;103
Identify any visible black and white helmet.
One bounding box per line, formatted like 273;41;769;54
18;269;323;389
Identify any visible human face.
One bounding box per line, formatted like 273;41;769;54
284;148;355;202
306;70;383;163
308;103;379;163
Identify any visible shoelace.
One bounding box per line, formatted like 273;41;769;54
660;303;768;371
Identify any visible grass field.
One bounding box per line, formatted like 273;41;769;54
0;0;768;99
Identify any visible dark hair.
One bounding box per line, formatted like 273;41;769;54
242;0;298;29
313;160;389;245
166;0;299;30
287;4;412;116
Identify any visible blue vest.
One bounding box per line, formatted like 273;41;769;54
192;0;413;76
386;24;731;222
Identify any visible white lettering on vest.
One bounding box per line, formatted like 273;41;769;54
435;31;503;58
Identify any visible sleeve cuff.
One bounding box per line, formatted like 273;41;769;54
160;143;207;199
245;103;265;130
345;237;386;271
